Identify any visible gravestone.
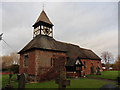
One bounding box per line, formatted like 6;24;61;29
18;73;25;89
96;66;101;75
55;78;70;89
118;77;120;85
17;74;21;80
8;73;12;84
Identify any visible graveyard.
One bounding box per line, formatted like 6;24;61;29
1;2;119;89
2;71;118;88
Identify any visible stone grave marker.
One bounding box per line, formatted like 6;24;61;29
96;66;101;75
55;78;70;89
18;73;25;89
118;77;120;86
8;73;12;84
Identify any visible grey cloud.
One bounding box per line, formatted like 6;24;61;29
1;2;118;60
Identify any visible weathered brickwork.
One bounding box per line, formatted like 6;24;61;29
19;50;36;75
81;59;102;75
35;50;66;81
66;59;102;77
19;49;66;81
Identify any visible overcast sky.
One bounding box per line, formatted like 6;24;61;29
0;2;118;63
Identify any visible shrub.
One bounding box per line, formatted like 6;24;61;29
10;64;19;74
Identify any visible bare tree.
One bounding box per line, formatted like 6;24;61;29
115;55;120;70
2;52;20;69
10;52;20;65
101;51;113;70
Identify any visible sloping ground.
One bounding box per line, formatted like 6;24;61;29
67;78;116;88
25;78;115;88
2;74;116;88
87;71;119;80
2;74;18;88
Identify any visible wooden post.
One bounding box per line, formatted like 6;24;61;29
55;56;70;89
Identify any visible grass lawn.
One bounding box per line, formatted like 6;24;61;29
67;78;116;88
2;74;18;88
25;78;116;88
1;74;116;88
87;71;119;80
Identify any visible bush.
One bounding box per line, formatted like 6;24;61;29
10;64;19;74
2;68;9;72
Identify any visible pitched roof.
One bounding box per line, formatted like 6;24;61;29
66;58;84;66
18;35;67;53
33;10;53;26
18;35;101;61
80;48;101;60
65;44;87;59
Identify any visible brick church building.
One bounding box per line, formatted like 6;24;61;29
18;10;102;81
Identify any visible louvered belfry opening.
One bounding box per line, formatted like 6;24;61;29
33;10;54;38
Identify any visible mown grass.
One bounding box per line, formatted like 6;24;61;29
87;71;119;80
67;78;115;88
2;74;18;88
25;78;116;88
1;73;116;88
25;80;58;88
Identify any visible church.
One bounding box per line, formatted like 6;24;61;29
18;10;102;82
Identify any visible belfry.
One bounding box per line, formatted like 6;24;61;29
33;10;53;38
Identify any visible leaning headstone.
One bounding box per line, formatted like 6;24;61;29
18;73;25;89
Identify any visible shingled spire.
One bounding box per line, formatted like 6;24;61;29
33;10;53;26
33;10;53;38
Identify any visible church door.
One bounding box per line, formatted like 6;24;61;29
76;66;82;77
75;59;83;77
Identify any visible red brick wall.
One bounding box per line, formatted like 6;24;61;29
66;59;102;77
19;50;36;75
35;50;66;75
19;49;102;79
81;59;102;75
19;49;66;81
35;50;66;81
